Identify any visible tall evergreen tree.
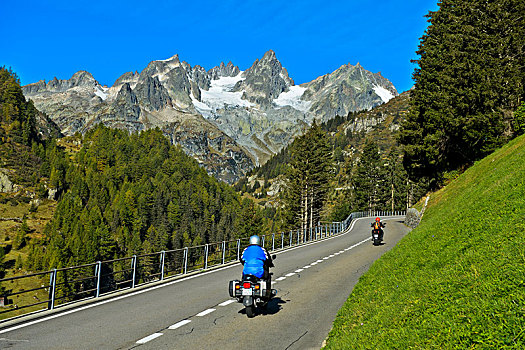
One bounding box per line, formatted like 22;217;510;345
399;0;525;185
353;140;386;211
284;121;333;233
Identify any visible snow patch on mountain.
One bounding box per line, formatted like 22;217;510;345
373;84;394;103
94;86;108;100
195;72;254;116
273;85;311;113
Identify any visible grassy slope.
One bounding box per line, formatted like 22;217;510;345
324;135;525;349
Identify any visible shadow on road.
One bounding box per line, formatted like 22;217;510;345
237;297;287;317
259;297;286;316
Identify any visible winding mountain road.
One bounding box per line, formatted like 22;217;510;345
0;217;409;349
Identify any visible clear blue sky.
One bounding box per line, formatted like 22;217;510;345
2;0;438;93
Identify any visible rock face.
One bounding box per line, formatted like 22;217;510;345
0;169;20;193
22;50;398;183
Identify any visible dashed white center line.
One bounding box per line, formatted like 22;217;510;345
219;300;236;306
295;269;304;273
303;265;311;269
329;254;335;258
137;333;163;344
311;262;318;265
316;259;323;263
196;308;215;317
339;250;344;253
169;320;191;330
323;257;330;260
285;273;295;277
276;276;286;281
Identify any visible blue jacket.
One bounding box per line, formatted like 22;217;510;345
241;245;270;278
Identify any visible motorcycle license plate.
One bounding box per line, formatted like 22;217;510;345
373;234;378;238
242;288;252;296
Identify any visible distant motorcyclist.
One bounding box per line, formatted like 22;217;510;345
371;217;385;240
240;235;274;294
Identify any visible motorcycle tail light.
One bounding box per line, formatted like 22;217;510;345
243;282;251;289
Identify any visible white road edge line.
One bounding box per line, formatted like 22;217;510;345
168;320;191;330
303;265;311;269
0;216;402;334
136;332;163;344
285;273;295;277
276;277;286;281
219;300;236;306
196;309;215;317
295;269;304;273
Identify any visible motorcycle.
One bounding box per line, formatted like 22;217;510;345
229;255;277;318
371;223;386;246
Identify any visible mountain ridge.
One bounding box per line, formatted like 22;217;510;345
22;50;398;183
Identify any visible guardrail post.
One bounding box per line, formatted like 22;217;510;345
236;239;241;260
160;251;165;281
289;231;292;246
281;233;284;249
261;235;265;247
183;247;188;274
95;261;102;297
48;269;57;310
204;244;209;270
272;233;275;251
221;241;226;264
131;255;137;289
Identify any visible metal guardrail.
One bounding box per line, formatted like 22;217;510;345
0;210;404;321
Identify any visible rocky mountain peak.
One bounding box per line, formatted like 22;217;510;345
164;54;180;63
209;61;241;80
114;71;139;87
134;76;172;111
116;83;138;105
42;70;98;92
235;50;294;106
69;70;97;87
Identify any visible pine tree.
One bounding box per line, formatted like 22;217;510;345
399;0;525;185
284;121;333;234
354;140;384;211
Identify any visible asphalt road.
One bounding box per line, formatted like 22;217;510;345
0;217;409;350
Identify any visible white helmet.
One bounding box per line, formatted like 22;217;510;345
249;235;261;246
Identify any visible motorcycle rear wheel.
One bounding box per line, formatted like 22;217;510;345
246;305;256;318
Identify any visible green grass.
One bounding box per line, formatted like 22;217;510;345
324;135;525;349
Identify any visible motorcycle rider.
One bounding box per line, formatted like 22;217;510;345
371;217;385;241
240;235;274;297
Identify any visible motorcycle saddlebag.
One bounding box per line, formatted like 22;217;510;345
229;280;240;297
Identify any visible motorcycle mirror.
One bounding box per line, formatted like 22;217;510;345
272;255;276;260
